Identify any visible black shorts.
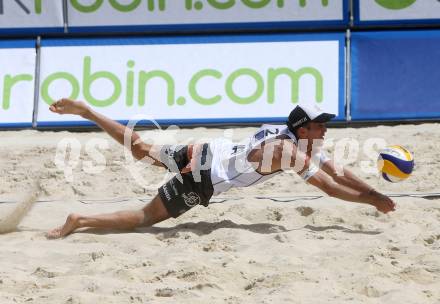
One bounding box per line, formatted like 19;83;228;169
158;144;214;218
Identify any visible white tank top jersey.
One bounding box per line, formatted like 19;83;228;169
209;124;330;196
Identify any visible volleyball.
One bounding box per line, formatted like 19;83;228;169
377;145;414;182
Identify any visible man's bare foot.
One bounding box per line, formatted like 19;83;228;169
46;213;81;239
49;98;90;117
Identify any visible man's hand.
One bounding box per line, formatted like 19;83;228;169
369;190;396;214
49;98;90;117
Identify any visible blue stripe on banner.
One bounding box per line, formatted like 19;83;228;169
68;20;348;34
337;33;345;121
0;122;33;128
355;19;440;27
0;39;35;48
0;27;63;35
380;154;414;174
41;32;345;47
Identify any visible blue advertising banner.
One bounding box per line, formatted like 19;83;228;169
351;30;440;120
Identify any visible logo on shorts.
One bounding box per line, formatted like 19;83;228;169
182;192;201;207
162;185;172;201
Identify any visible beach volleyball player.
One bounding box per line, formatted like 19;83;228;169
47;99;395;239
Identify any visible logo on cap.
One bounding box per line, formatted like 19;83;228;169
291;117;308;129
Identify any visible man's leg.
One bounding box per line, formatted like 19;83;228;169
46;194;170;239
49;98;166;166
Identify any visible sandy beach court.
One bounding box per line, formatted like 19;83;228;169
0;123;439;303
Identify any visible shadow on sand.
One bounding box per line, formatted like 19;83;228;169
75;220;382;238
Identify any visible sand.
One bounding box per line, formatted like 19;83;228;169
0;123;439;303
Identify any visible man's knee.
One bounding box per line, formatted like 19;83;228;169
142;195;171;225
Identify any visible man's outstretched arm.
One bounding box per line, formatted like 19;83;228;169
306;169;396;214
321;160;373;193
49;98;165;165
280;140;394;213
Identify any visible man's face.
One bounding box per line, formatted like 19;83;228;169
298;122;328;140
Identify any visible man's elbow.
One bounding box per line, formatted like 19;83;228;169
308;172;338;197
131;144;148;160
